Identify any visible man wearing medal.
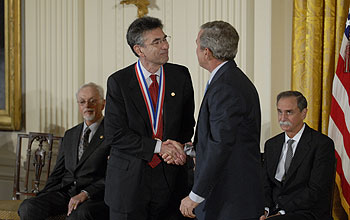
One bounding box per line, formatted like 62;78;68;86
104;16;195;220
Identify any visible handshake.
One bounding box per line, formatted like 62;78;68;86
159;140;195;165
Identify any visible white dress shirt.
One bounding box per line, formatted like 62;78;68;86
265;123;305;216
82;116;104;142
274;123;305;182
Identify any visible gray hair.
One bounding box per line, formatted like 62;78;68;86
277;90;308;112
126;16;163;57
199;21;239;61
76;82;104;101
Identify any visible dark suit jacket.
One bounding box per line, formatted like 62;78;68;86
104;62;195;212
263;124;335;220
193;60;264;219
40;120;110;200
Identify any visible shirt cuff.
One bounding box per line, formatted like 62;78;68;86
81;190;90;199
154;140;162;153
189;191;205;203
264;207;269;216
279;210;286;215
184;144;196;157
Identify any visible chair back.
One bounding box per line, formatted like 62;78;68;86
12;132;62;200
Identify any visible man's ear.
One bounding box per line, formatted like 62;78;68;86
133;45;143;57
301;108;308;120
205;48;214;60
102;99;106;111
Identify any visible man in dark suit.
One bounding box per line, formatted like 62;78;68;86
260;91;335;220
18;82;110;220
179;21;264;220
104;16;195;220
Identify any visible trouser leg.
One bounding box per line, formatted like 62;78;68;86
67;199;109;220
18;191;69;220
269;213;312;220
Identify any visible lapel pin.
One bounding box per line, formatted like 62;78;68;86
171;92;175;97
100;135;104;139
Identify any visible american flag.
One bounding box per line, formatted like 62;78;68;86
328;8;350;217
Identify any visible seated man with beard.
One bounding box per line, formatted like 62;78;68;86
18;82;110;220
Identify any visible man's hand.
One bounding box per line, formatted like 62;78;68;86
259;210;268;220
179;196;198;218
159;139;186;165
67;191;88;216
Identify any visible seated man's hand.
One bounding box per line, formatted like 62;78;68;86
67;191;88;216
259;210;268;220
160;139;186;165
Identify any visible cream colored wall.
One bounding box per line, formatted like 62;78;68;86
271;0;293;136
0;0;292;199
84;0;256;113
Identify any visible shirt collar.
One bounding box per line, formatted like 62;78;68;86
208;61;228;85
284;123;305;143
83;116;104;135
138;59;161;79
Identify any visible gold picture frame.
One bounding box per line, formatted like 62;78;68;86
0;0;21;130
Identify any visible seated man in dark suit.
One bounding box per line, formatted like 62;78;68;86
260;91;335;220
18;82;110;220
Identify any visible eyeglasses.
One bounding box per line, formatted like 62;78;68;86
148;36;171;47
77;98;100;106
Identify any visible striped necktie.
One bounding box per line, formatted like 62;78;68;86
284;139;294;178
78;127;91;160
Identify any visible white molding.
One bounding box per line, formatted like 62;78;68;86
25;0;83;134
254;0;272;150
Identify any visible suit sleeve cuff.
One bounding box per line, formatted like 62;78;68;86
189;191;205;203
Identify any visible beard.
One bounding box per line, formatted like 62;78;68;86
83;108;96;121
279;121;292;126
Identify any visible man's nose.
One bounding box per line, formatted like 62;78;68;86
161;41;169;49
280;112;288;120
86;102;94;107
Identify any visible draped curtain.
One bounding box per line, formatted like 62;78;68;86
292;0;349;133
292;0;350;218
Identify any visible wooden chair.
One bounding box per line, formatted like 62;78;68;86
0;132;65;220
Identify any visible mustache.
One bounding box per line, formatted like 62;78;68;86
279;121;292;126
83;108;94;113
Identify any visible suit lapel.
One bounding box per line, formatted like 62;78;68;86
128;64;153;136
76;121;104;169
269;134;284;183
193;92;208;146
71;123;83;166
205;60;235;94
284;125;312;181
193;95;206;146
